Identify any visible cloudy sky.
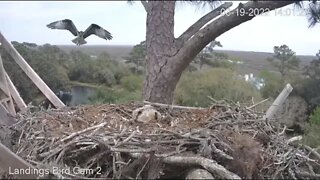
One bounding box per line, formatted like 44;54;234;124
0;1;319;55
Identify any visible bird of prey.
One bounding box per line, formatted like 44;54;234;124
47;19;113;46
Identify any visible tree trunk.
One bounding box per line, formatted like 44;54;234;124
143;1;178;104
142;1;293;104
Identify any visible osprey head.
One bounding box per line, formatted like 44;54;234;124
78;31;84;37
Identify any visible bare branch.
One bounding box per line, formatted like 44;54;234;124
177;2;233;44
171;1;293;72
130;153;241;179
143;100;205;110
303;144;320;160
141;0;149;12
60;122;108;142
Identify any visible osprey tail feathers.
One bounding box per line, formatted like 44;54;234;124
71;37;87;46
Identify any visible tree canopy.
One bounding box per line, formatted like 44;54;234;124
267;45;300;82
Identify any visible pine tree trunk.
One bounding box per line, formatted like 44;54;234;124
143;1;179;104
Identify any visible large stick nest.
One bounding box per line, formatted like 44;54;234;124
5;101;320;179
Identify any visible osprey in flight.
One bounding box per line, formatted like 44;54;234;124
47;19;113;46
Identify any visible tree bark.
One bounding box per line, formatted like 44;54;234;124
143;1;293;104
143;1;178;104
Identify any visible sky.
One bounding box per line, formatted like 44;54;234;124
0;1;319;55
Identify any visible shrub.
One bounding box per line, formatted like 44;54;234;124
309;106;320;125
93;69;116;87
258;70;282;98
303;124;320;148
68;51;130;86
303;107;320;148
115;89;142;104
89;88;117;104
121;75;143;91
175;68;262;107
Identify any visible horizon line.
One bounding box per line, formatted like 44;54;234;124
10;42;316;56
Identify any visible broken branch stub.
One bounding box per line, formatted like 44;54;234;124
264;83;293;120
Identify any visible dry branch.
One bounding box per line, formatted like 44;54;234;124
162;156;241;179
144;100;204;110
247;98;269;109
60;122;107;142
4;101;319;179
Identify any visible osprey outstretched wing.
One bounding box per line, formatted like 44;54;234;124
83;24;113;41
47;19;112;45
47;19;79;36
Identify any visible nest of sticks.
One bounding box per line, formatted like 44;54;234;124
5;100;320;179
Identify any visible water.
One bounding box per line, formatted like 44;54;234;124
70;85;97;105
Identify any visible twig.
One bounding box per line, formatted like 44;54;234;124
112;152;117;179
60;122;107;142
55;149;65;164
115;107;132;118
211;143;233;160
303;144;320;160
278;125;287;136
287;136;302;144
158;128;203;141
136;155;150;179
295;171;320;179
111;147;156;153
288;167;297;180
143;101;204;110
247;98;269;109
89;124;105;136
17;129;24;146
115;131;136;148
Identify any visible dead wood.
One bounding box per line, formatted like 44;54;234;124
1;101;318;179
185;168;214;179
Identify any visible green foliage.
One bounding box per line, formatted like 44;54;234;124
309;106;320;125
33;60;69;91
67;52;91;83
305;50;320;80
295;50;320;111
175;68;262;107
258;70;282;98
206;58;234;69
120;75;144;91
299;79;320;110
187;63;198;72
1;42;70;102
116;89;142;104
90;74;144;104
304;106;320;148
192;41;231;70
303;123;320;148
267;45;300;82
68;51;130;86
259;70;302;100
125;41;146;74
89;88;118;104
